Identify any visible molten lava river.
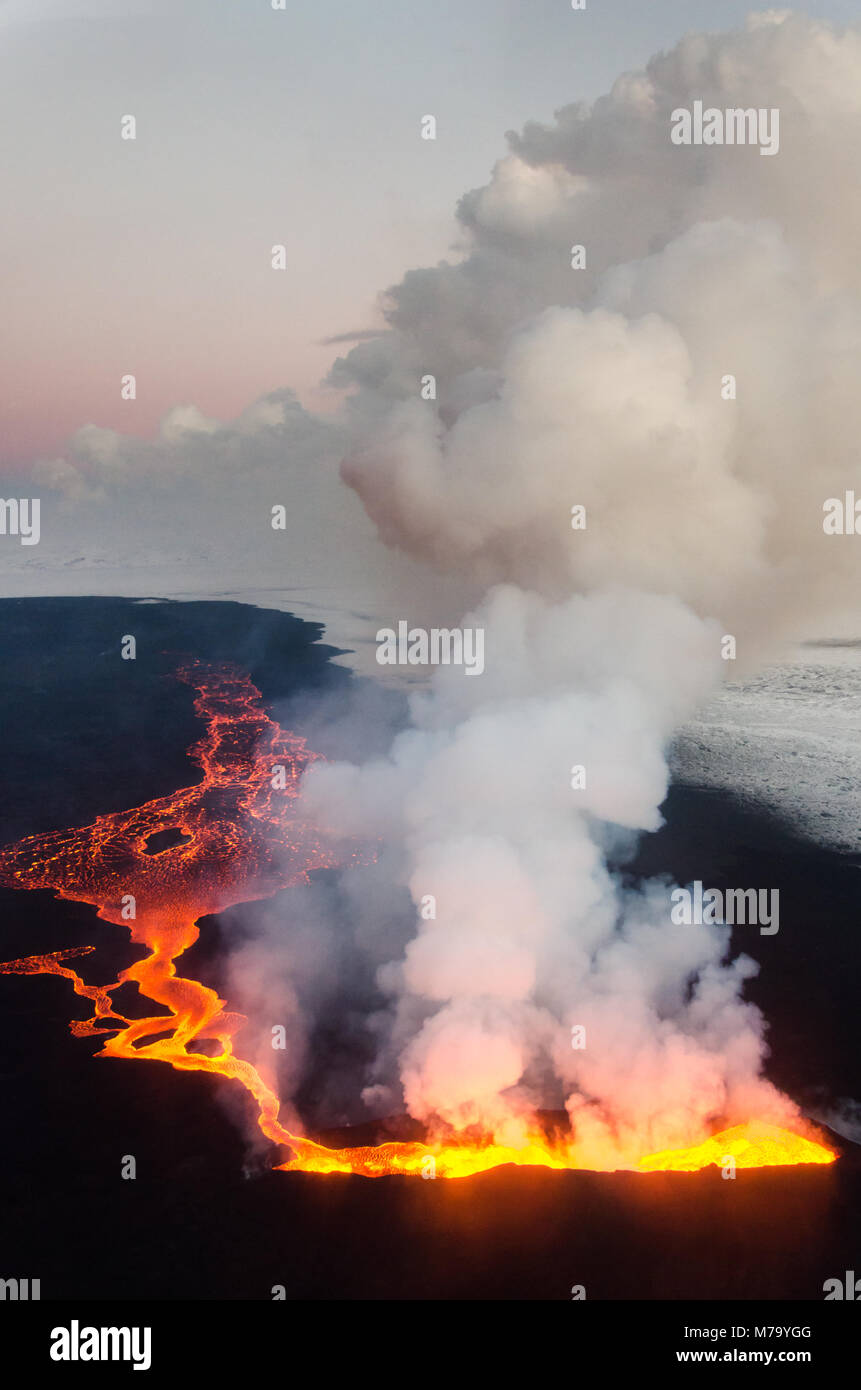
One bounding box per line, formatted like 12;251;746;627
0;661;835;1179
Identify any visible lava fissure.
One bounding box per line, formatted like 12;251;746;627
0;661;835;1178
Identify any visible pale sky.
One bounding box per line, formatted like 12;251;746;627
2;0;857;467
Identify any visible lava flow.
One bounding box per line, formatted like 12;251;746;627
0;660;836;1178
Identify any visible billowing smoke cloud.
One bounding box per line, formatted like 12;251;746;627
337;11;861;641
301;588;796;1163
292;11;861;1163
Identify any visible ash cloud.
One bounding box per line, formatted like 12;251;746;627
293;12;861;1162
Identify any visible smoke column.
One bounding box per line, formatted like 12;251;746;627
293;12;861;1167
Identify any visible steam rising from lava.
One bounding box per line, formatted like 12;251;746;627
0;660;835;1175
292;13;861;1165
299;591;805;1166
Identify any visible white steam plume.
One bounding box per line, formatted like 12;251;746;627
296;13;861;1164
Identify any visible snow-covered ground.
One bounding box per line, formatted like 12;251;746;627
0;555;394;678
674;642;861;854
1;550;858;851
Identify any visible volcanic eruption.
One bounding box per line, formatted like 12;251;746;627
3;12;858;1183
0;657;835;1177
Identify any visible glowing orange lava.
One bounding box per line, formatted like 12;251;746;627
636;1123;836;1173
0;661;836;1178
276;1121;836;1178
